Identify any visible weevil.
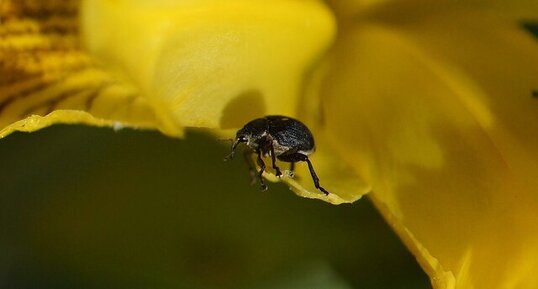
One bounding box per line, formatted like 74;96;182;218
225;115;329;195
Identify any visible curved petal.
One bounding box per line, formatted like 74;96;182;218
0;0;180;138
321;7;538;289
81;0;335;129
216;124;371;204
268;131;371;204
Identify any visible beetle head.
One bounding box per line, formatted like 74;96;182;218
223;128;251;161
224;118;268;161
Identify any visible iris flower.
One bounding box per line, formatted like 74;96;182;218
1;0;538;288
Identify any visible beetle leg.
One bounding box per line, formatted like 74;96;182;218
256;149;267;191
277;153;329;195
304;157;330;195
242;149;257;185
288;162;295;178
269;144;283;178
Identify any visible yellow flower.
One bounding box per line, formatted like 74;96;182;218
2;0;538;288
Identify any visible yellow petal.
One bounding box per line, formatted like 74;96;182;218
321;7;538;289
284;60;371;204
327;0;538;23
268;132;371;205
215;125;371;204
456;0;538;20
81;0;335;129
0;0;180;138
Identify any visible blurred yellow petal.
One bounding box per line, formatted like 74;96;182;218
328;0;538;23
321;6;538;289
0;0;180;138
80;0;335;128
459;0;538;20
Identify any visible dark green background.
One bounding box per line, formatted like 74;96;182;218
0;125;430;289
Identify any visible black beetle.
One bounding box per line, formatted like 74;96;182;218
225;115;329;195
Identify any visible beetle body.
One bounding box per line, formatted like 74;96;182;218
236;116;315;157
226;115;329;195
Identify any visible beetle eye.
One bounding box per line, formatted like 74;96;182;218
239;136;248;142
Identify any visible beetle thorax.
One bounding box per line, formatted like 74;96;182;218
244;131;268;150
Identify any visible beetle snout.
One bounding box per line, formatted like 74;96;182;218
224;135;248;161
